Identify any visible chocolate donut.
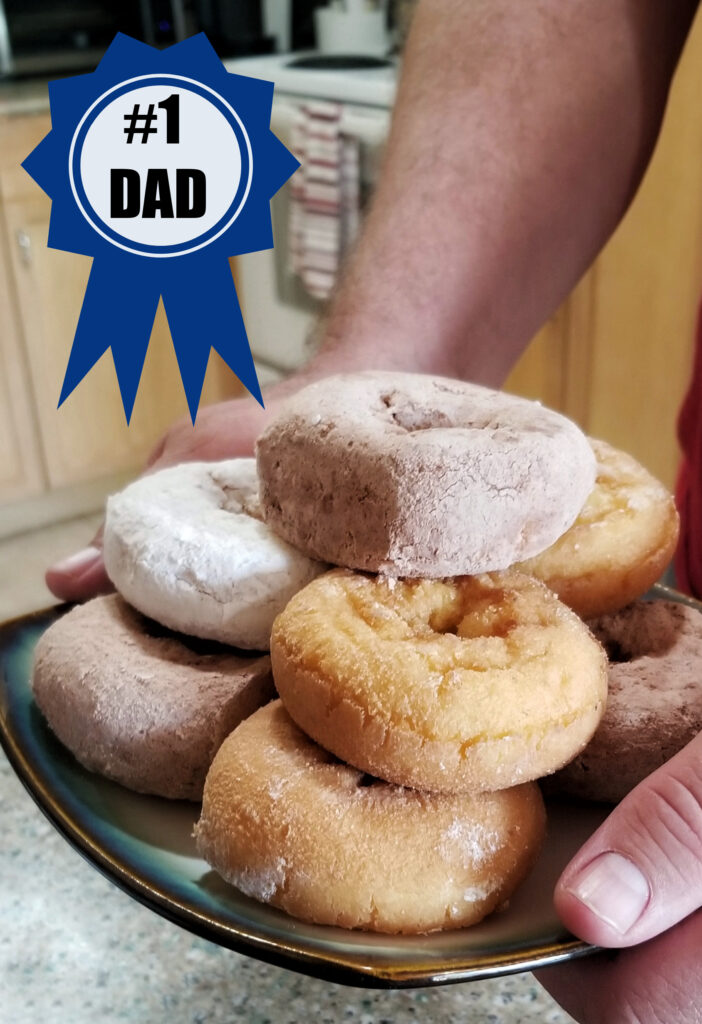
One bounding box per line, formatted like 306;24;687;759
551;599;702;803
32;595;274;799
256;371;596;577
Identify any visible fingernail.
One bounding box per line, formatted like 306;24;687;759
565;852;650;934
51;546;102;577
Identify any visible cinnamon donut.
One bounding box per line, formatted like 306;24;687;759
256;371;596;577
550;598;702;803
270;568;608;793
195;701;546;934
516;439;679;618
32;595;274;799
103;458;326;650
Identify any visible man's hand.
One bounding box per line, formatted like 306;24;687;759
537;731;702;1024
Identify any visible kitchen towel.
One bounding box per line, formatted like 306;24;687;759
289;100;361;300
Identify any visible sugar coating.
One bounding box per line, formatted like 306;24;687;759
551;599;702;802
440;820;501;869
103;458;326;650
256;371;596;576
195;701;546;934
31;595;275;800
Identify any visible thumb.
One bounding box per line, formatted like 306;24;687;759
554;730;702;948
45;524;112;602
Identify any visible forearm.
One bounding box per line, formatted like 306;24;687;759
310;0;698;386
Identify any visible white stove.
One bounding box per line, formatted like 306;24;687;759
224;52;397;109
224;52;398;382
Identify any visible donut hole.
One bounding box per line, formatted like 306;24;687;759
602;638;633;664
427;585;518;640
380;389;521;439
217;482;263;522
590;602;686;663
380;391;454;432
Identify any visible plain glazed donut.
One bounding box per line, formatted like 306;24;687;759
256;371;596;577
32;595;274;799
550;598;702;803
103;458;326;650
270;568;608;793
516;439;679;618
195;701;546;934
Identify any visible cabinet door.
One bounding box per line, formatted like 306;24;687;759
0;225;45;505
575;13;702;491
503;306;567;412
1;135;244;490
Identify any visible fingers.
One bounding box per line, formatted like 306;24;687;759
535;908;702;1024
553;731;702;947
45;526;113;602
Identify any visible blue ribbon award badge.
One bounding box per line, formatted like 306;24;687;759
22;32;300;422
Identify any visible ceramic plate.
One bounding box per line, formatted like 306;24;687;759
6;590;690;987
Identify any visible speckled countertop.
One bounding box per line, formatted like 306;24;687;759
1;756;576;1024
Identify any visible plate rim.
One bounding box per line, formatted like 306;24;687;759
0;600;618;988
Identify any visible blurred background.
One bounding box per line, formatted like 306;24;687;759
0;9;700;1021
1;0;701;558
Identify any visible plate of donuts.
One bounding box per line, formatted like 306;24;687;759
3;372;698;987
0;601;614;987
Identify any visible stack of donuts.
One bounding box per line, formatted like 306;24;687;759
32;371;697;936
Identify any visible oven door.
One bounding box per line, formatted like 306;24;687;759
239;94;390;381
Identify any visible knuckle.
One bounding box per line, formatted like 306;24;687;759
631;758;702;877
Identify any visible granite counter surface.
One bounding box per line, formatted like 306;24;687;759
1;745;575;1024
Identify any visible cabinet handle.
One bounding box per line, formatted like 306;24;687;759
16;229;32;266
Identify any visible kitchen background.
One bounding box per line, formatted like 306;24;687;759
2;0;702;543
1;4;698;1023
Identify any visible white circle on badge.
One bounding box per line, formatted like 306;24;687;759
78;81;244;250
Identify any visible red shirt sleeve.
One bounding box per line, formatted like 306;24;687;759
675;300;702;596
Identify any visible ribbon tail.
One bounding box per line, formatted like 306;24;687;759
60;255;160;423
162;257;263;424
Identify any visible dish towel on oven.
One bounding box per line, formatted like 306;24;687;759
289;100;361;301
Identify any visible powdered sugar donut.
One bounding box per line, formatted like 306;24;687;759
516;439;679;618
550;599;702;803
103;459;326;650
32;595;274;800
195;701;546;933
256;371;596;576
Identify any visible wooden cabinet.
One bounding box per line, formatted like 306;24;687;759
505;12;702;490
0;219;45;504
0;111;244;531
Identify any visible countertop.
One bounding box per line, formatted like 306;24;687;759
0;518;577;1024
